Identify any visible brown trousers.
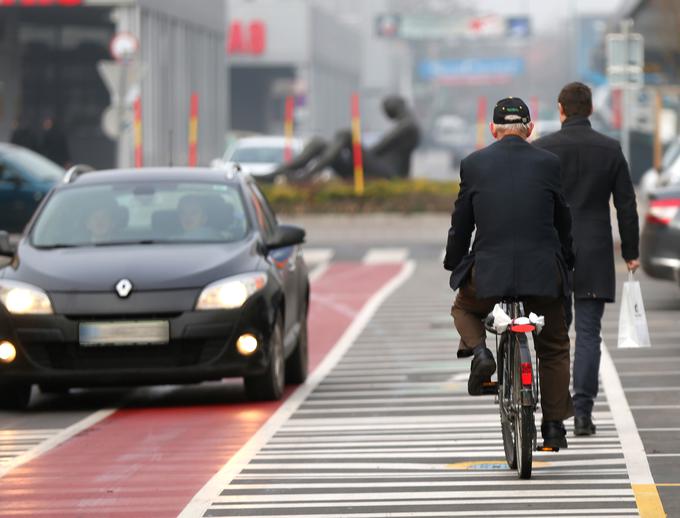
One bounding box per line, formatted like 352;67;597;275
451;276;574;422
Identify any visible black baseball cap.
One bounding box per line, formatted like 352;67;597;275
493;97;531;124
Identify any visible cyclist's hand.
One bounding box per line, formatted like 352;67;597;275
626;259;640;273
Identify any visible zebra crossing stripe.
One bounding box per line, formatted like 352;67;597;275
363;247;409;264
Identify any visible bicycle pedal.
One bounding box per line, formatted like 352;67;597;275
538;446;560;452
480;381;498;395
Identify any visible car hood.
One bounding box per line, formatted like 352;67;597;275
3;238;260;292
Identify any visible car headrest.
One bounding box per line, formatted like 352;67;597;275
152;210;180;236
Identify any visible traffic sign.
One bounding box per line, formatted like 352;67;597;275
606;32;644;87
110;32;139;63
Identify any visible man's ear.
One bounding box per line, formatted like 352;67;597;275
489;122;497;140
526;121;534;139
558;102;565;117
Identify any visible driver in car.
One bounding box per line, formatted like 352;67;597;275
443;97;575;450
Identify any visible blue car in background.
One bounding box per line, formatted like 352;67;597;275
0;144;65;234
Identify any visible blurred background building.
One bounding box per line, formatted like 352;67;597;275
0;0;226;169
1;0;680;179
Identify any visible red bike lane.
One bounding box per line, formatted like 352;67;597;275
0;262;404;517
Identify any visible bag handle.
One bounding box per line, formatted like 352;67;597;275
628;270;635;283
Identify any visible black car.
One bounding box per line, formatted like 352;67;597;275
0;143;65;233
0;168;309;409
641;184;680;285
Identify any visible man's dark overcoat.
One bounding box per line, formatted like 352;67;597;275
533;117;639;302
444;135;574;299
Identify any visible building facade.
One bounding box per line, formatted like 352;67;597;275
0;0;226;169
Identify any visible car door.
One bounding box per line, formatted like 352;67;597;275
246;182;300;345
0;157;36;233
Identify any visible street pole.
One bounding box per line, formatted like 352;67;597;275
621;19;632;164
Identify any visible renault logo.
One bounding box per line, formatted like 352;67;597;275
115;279;133;298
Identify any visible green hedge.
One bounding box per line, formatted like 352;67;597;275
260;179;459;214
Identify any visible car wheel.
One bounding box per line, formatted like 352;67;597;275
285;303;308;384
244;317;285;401
0;383;32;410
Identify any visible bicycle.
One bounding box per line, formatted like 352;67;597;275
480;299;558;479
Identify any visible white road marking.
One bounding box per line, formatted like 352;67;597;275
600;342;656;486
0;409;115;479
363;247;409;264
178;261;416;518
302;247;334;265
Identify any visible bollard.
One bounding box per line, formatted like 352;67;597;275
351;93;365;196
188;92;199;167
476;96;487;150
133;96;143;168
283;96;294;162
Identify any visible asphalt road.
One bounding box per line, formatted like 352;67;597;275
0;213;677;517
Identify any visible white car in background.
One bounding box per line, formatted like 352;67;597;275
640;136;680;199
212;136;305;182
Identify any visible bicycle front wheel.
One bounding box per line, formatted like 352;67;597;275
498;335;517;469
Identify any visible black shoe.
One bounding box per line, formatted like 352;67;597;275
574;415;596;436
468;346;496;395
541;420;568;449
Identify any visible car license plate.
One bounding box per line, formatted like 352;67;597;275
79;321;169;346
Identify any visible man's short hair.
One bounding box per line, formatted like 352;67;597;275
558;82;592;118
494;122;531;138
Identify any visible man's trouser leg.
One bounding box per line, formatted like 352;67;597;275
573;298;606;418
451;280;496;355
525;296;574;422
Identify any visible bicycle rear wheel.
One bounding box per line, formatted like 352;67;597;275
513;334;534;479
498;335;517;469
515;405;534;479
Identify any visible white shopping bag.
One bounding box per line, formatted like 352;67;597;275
617;272;651;349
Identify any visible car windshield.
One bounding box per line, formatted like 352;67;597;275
229;146;285;164
31;181;249;248
5;147;64;183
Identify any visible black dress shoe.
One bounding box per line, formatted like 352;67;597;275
574;415;596;436
541;420;568;449
468;346;496;395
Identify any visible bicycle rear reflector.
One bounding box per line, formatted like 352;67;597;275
521;362;533;385
511;324;535;333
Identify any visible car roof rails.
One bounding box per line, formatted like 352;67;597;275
225;162;245;180
64;164;95;184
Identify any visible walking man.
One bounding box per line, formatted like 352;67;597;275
534;82;640;436
444;97;575;449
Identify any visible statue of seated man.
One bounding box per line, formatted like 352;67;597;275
278;95;420;181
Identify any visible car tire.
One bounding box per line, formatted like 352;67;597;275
285;303;308;385
244;317;285;401
0;383;32;410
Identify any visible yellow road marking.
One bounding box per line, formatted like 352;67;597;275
447;460;551;470
633;484;667;518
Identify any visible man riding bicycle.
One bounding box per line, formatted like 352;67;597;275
444;97;575;450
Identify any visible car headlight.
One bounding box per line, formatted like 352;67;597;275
0;280;53;315
196;273;267;310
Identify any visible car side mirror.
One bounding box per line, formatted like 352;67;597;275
0;231;15;257
266;224;306;250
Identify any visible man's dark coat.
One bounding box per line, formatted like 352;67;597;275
444;135;574;299
533;117;639;302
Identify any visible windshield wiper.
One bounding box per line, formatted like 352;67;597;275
34;243;82;250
